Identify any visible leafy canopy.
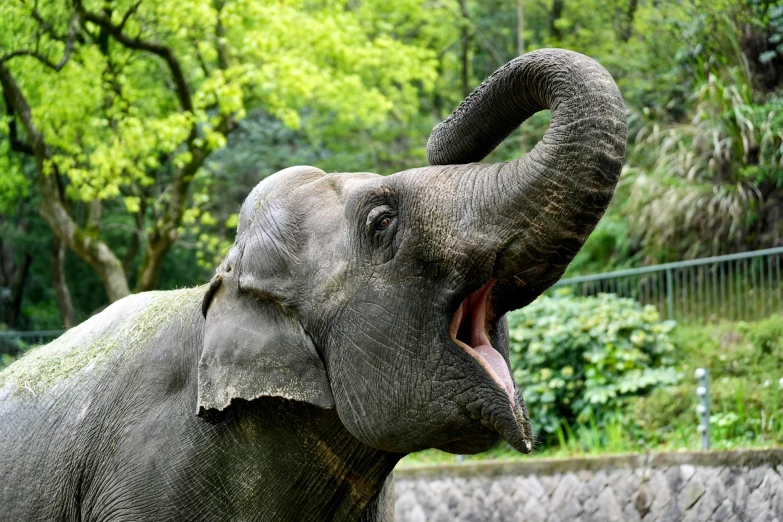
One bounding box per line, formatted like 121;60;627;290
1;0;438;206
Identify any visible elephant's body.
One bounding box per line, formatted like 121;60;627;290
0;288;397;521
0;49;626;521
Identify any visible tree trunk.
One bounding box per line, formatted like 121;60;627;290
621;0;639;42
458;0;471;98
0;61;132;304
50;237;75;329
517;0;525;154
517;0;525;55
550;0;565;41
136;241;169;292
6;253;31;329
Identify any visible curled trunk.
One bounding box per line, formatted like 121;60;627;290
428;49;627;293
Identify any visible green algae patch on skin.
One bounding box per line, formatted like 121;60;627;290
0;287;204;398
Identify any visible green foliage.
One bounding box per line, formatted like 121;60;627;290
580;0;783;265
507;292;679;437
0;0;452;319
634;317;783;447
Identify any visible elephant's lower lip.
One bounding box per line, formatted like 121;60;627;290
450;280;516;407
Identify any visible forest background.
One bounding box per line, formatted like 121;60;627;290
1;0;782;334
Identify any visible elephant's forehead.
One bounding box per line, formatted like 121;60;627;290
245;168;380;210
297;172;382;203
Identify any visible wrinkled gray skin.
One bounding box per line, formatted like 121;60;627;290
0;49;626;521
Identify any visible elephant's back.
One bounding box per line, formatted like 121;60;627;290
0;287;204;400
0;287;205;521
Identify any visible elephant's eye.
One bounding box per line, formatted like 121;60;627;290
366;205;396;234
376;216;392;231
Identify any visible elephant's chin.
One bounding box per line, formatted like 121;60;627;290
436;431;502;455
434;388;533;455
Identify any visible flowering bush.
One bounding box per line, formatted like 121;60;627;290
508;292;680;435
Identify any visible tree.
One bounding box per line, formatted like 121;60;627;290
0;0;440;307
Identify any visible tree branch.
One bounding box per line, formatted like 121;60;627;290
2;89;33;155
135;115;237;291
118;1;143;33
0;13;81;72
74;1;194;112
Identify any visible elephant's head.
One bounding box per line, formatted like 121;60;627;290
198;49;626;455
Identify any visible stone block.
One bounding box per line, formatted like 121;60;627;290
678;477;706;511
491;494;521;522
444;485;463;512
415;482;440;513
523;496;547;522
486;481;507;506
726;476;749;517
647;470;673;515
549;472;582;509
657;498;682;522
540;474;561;498
772;489;783;520
429;505;453;522
456;493;485;522
745;487;773;522
511;480;531;507
634;486;653;519
711;499;736;522
553;497;583;521
593;486;623;522
666;465;685;492
761;469;783;498
681;464;696;483
519;476;547;500
703;469;728;501
613;469;642;505
582;497;597;516
394;490;421;522
622;501;642;522
577;470;593;482
682;487;719;522
746;466;769;491
586;471;609;497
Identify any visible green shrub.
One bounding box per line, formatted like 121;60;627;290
507;292;680;436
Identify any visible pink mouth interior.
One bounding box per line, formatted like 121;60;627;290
450;280;516;407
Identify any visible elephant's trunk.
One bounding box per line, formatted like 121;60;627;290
428;49;627;294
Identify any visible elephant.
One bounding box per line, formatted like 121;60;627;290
0;48;626;521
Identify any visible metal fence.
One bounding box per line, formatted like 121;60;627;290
552;246;783;323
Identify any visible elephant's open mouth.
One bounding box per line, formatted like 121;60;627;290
450;279;516;407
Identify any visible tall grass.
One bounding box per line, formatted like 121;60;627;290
622;45;783;261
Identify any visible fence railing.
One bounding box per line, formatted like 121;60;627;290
552;246;783;323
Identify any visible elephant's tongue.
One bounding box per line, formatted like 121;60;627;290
464;281;516;406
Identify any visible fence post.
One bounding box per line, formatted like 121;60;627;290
695;368;710;450
666;268;674;321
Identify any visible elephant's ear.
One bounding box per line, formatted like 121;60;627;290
197;266;334;418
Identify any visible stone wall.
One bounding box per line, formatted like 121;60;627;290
394;448;783;522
